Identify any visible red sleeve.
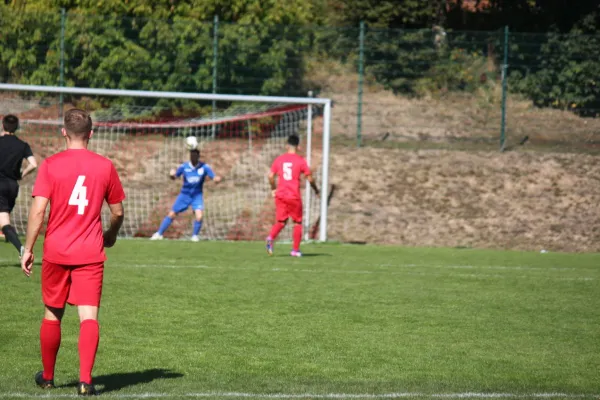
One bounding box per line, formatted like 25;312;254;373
270;157;279;175
106;163;126;204
32;161;52;198
302;158;312;176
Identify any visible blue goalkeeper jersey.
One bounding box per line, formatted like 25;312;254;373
175;161;215;196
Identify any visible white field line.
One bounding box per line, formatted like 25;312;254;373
0;392;597;399
112;263;596;281
376;264;579;272
114;261;590;273
112;262;567;273
0;256;584;273
0;259;596;281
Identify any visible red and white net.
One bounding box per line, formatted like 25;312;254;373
1;96;324;241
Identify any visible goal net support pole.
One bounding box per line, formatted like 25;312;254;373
0;83;333;242
304;91;313;242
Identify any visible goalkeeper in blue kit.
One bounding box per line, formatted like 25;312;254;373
151;149;222;241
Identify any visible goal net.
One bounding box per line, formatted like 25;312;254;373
0;84;332;242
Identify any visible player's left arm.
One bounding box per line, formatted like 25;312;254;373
20;144;37;179
21;196;49;277
205;165;222;183
103;202;124;248
306;174;320;197
104;163;126;248
303;160;320;197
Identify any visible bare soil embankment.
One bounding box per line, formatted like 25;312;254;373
326;146;600;252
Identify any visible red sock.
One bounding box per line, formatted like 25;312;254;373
293;224;302;252
78;319;99;384
269;222;286;241
40;319;61;381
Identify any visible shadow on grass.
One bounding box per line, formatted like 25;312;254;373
0;260;41;268
275;253;332;258
61;368;184;393
0;263;20;268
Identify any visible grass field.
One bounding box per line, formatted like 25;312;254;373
0;240;599;399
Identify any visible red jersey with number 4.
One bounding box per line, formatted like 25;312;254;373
32;149;126;265
271;153;311;200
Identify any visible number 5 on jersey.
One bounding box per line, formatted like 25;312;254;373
283;162;293;181
69;175;89;215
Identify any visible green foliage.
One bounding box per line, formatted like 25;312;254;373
0;1;321;114
217;22;309;95
415;48;491;96
0;6;61;84
509;29;600;115
326;0;443;28
358;29;499;95
21;0;319;22
2;0;600;116
363;29;435;93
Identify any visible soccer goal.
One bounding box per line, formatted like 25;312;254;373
0;84;332;242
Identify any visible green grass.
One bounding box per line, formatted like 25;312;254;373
0;240;599;399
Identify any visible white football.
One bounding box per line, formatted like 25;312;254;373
185;136;198;150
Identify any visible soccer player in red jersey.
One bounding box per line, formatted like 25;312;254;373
20;109;125;396
266;134;319;257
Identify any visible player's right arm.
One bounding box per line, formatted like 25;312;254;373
21;195;49;277
22;161;51;277
268;158;279;197
169;164;185;180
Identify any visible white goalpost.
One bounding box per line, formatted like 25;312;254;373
0;83;332;242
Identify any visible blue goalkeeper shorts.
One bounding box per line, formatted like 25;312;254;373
172;193;204;213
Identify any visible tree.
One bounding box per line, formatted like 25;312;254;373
1;0;323;113
326;0;445;28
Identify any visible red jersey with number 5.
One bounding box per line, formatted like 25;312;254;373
270;153;311;200
32;149;126;265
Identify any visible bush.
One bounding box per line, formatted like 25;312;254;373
415;48;492;96
509;31;600;116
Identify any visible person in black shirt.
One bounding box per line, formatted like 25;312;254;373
0;114;37;256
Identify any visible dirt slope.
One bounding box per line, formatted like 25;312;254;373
327;146;600;252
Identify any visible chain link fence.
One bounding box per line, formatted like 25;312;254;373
2;9;599;153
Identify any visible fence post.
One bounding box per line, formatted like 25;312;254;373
500;25;509;151
59;8;66;121
212;15;219;139
357;21;365;148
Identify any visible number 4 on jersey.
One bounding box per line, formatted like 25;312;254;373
69;175;89;215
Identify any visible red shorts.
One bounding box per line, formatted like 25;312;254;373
41;260;104;308
275;197;303;223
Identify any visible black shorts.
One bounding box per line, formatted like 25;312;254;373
0;178;19;213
